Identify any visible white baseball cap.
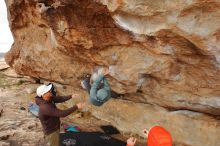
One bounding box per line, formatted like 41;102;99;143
36;84;52;97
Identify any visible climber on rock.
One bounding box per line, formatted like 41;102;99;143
126;126;172;146
35;84;85;146
81;67;121;106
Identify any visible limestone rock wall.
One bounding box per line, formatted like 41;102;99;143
90;99;220;146
4;0;220;145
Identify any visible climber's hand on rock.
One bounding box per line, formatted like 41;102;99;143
76;102;85;110
103;67;109;76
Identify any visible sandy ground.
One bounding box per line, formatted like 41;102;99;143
0;58;145;146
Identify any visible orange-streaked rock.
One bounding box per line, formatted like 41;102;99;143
4;1;220;145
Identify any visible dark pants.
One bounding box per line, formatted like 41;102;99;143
82;78;120;98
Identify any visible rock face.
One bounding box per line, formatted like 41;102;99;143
4;0;220;145
90;99;220;146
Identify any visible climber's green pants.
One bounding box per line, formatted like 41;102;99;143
46;129;60;146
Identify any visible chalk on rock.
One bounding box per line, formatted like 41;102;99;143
36;3;51;13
